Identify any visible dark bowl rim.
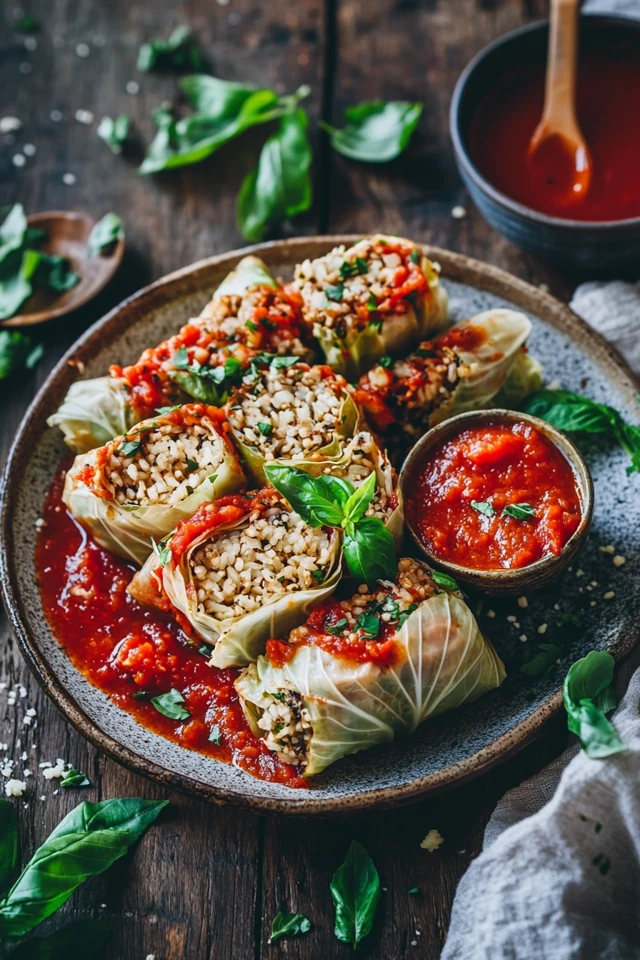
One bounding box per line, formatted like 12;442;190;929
0;237;638;815
399;408;594;583
449;12;640;231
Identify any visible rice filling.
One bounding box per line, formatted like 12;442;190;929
256;688;313;766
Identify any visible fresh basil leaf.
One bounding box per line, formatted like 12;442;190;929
257;421;273;437
343;517;397;586
137;26;202;73
237;107;312;242
326;618;348;636
5;919;111;959
330;840;381;948
324;283;344;302
563;651;627;759
0;801;19;897
503;503;535;520
156;405;181;415
0;799;167;937
264;463;346;527
397;603;417;628
342;471;377;526
0;249;41;320
140;79;286;174
171;355;243;405
0;331;42;379
520;643;562;678
97;116;131;155
130;691;151;700
356;613;380;638
150;689;190;721
367;292;378;311
185;457;198;473
209;725;222;745
315;474;354;509
60;769;91;789
118;438;142;457
270;912;311;942
339;257;368;279
88;213;124;256
522;388;640;475
0;205;28;267
432;570;459;592
311;568;325;584
33;254;80;293
322;100;423;163
471;500;495;517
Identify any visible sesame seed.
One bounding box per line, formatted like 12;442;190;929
603;591;615;600
613;555;626;568
62;172;76;185
76;42;90;57
517;596;528;608
451;205;467;219
12;154;26;168
537;623;547;635
126;80;140;95
23;142;35;156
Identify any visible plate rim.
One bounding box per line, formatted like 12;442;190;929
1;235;638;815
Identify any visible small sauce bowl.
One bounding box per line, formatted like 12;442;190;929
399;409;594;596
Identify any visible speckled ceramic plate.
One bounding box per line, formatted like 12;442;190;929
1;238;639;815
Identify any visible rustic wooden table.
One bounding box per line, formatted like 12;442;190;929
1;1;579;957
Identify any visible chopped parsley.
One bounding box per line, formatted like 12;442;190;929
339;257;368;279
325;283;344;302
118;437;142;457
257;421;274;437
326;617;348;636
381;596;400;620
311;569;325;584
356;613;380;638
208;474;218;484
186;457;198;473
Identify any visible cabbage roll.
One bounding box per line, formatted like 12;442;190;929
236;558;505;775
63;404;245;565
225;360;360;484
287;235;448;381
128;488;343;668
48;256;311;453
355;308;539;446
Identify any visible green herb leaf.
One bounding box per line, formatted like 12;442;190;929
503;503;535;520
151;537;171;567
326;618;348;636
408;886;419;894
367;292;378;312
520;643;562;678
563;651;627;759
339;257;368;279
237;107;312;242
97;116;131;155
322;100;423;163
198;644;211;657
150;688;190;721
171;355;244;405
379;355;393;368
432;570;459;592
263;463;346;528
5;919;111;959
324;283;344;302
130;691;151;700
397;603;417;629
209;725;222;745
268;691;286;703
0;249;41;320
0;331;42;380
311;568;325;584
0;204;28;267
522;388;640;475
257;421;274;437
270;912;311;942
342;471;377;526
185;457;199;474
330;840;381;948
0;801;19;897
156;405;181;415
471;500;495;517
409;248;420;264
33;253;80;293
60;769;91;789
343;517;397;586
137;25;202;73
356;613;380;638
118;437;142;457
557;612;582;628
0;799;167;938
88;213;124;256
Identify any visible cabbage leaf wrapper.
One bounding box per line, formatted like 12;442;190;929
47;256;310;453
226;361;360;485
355;308;539;446
129;488;343;668
63;404;245;565
288;235;448;381
236;559;505;775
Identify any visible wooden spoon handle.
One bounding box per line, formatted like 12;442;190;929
541;0;581;129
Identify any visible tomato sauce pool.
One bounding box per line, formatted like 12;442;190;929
468;43;640;221
35;465;306;788
405;420;582;570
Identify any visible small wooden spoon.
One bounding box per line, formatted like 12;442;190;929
528;0;592;204
2;211;125;329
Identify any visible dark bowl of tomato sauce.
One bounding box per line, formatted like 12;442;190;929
450;14;640;270
400;410;593;596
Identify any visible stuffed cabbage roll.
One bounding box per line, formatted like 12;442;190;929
225;360;360;484
236;558;505;775
355;308;539;446
287;235;448;381
63;404;245;565
48;256;311;453
128;488;342;669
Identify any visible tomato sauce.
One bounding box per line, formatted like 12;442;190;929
468;44;640;221
35;465;306;788
406;420;582;570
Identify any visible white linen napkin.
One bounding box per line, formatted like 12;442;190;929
441;278;640;960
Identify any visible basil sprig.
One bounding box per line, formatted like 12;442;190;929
88;213;124;256
0;331;43;380
330;840;381;948
150;688;190;721
522;388;640;474
321;100;423;162
137;25;202;73
264;464;397;586
270;911;312;941
0;798;167;938
563;651;627;759
170;352;244;405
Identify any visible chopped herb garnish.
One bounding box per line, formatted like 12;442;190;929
208;474;218;484
325;283;344;302
118;438;142;458
367;292;378;311
414;347;436;358
273;722;285;735
471;500;495;517
368;316;383;332
270;912;312;942
408;886;419;894
326;618;348;636
209;725;222;745
173;346;190;368
185;457;198;473
150;688;190;721
409;248;420;264
339;257;368;279
156;404;181;415
432;570;459;592
245;320;260;333
397;603;417;628
311;569;325;584
151;537;171;567
379;356;393;368
185;484;194;496
131;691;151;700
503;503;536;520
198;644;211;657
268;691;287;703
257;421;274;437
60;769;91;789
356;613;380;638
381;596;400;620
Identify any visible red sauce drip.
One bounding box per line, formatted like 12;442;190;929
435;324;486;353
35;465;306;788
405;421;582;570
469;46;640;221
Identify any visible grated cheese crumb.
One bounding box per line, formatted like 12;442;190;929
5;779;27;798
43;759;66;780
420;829;444;852
603;591;615;600
487;609;495;618
517;596;528;609
599;545;615;555
537;624;548;635
519;634;528;643
613;555;626;568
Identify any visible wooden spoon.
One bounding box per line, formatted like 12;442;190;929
2;211;125;328
528;0;592;204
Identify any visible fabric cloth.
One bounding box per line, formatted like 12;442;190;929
441;275;640;960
